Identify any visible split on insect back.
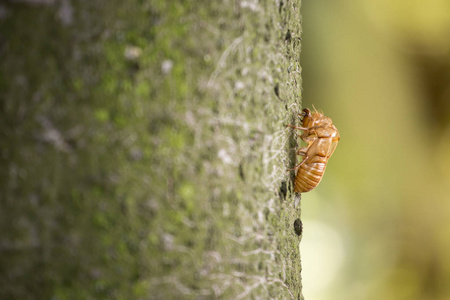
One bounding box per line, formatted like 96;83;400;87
286;107;340;193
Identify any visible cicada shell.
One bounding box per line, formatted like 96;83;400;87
287;108;340;193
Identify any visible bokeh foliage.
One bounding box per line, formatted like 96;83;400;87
301;1;450;300
1;0;303;299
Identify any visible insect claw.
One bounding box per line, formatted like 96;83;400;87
285;124;308;131
287;159;306;171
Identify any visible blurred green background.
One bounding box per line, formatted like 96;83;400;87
300;1;450;300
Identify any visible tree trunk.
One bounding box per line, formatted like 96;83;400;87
0;0;303;298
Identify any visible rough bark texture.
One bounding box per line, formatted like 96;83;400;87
0;0;303;299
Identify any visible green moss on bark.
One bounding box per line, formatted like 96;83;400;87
0;0;303;299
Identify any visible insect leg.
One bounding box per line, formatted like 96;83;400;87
296;147;308;155
287;155;309;171
300;133;318;146
285;124;308;131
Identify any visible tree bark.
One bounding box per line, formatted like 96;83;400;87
0;0;303;298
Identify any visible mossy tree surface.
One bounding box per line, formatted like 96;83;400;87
1;0;303;299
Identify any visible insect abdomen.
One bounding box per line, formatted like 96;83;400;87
294;162;326;193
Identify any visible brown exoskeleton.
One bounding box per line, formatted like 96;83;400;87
286;108;340;193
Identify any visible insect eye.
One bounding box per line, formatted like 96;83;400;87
301;108;311;123
301;108;310;118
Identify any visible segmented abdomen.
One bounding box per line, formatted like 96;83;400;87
294;162;327;193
